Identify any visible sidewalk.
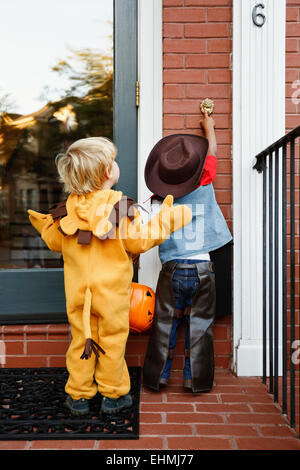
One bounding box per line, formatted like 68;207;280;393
0;369;299;451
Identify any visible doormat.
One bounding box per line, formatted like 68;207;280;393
0;366;140;440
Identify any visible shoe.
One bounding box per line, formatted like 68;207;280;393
64;395;90;416
159;377;169;387
101;393;133;414
183;379;192;390
117;393;133;411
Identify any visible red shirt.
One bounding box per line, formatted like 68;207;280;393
197;154;217;187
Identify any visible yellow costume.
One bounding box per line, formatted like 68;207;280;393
28;189;191;400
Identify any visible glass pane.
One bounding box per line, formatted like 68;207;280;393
0;0;113;269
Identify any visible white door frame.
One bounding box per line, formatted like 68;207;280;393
232;0;286;376
137;0;163;289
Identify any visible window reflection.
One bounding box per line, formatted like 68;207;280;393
0;0;113;269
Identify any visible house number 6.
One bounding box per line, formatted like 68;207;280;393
252;3;266;27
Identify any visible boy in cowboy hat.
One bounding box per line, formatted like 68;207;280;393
143;112;233;393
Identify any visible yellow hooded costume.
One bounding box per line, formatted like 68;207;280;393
28;189;192;400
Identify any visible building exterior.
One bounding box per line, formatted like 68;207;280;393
0;0;299;382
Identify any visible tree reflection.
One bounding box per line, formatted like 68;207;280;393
0;44;113;268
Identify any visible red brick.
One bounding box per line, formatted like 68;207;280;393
47;324;70;339
164;115;185;129
211;101;232;116
195;424;258;436
167;436;233;450
186;114;231;129
30;440;96;450
140;413;163;423
164;38;206;53
140;393;164;403
164;99;200;114
215;189;232;205
214;174;232;188
220;393;273;404
208;69;232;83
185;23;229;38
164;0;183;5
286;38;299;52
286;114;300;129
215;356;232;368
286;69;299;83
4;340;24;355
166;413;224;423
164;7;206;22
286;53;300;67
26;341;69;355
185;0;230;6
167;393;219;403
207;7;232;22
227;413;288;425
186;53;230;68
3;356;47;368
141;424;193;435
164;23;184;38
164;54;185;68
49;356;67;367
164;69;206;83
186;84;231;99
141;403;194;413
286;7;299;22
0;441;28;450
2;326;24;339
100;437;164;450
208;39;232;53
216;159;232;174
214;341;232;354
250;403;284;413
26;325;48;339
287;23;300;36
259;425;297;437
195;403;250;413
212;324;229;339
236;437;300;451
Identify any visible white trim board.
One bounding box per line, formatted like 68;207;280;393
137;0;163;289
232;0;286;376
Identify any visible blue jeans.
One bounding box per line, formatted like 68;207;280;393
161;259;207;380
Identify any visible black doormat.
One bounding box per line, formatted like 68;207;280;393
0;367;140;440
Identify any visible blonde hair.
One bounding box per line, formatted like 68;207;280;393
55;137;117;195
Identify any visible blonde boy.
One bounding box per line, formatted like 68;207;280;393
28;137;191;416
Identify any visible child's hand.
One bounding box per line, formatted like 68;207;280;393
200;112;215;134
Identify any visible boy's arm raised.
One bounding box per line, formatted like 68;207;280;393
27;210;63;253
120;195;192;255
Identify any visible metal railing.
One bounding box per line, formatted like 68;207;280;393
254;126;300;436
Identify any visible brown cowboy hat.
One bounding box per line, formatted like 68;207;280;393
144;134;209;198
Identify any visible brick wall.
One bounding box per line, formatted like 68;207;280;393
285;0;300;390
3;1;298;374
163;0;233;369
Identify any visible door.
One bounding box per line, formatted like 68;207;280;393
0;0;137;323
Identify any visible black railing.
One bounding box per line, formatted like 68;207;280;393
254;125;300;437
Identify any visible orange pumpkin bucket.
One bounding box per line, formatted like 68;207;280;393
129;282;155;333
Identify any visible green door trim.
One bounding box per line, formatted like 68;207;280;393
114;0;138;202
0;0;138;325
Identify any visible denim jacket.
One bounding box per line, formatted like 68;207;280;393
157;183;232;264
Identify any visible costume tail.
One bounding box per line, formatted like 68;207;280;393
80;287;106;360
